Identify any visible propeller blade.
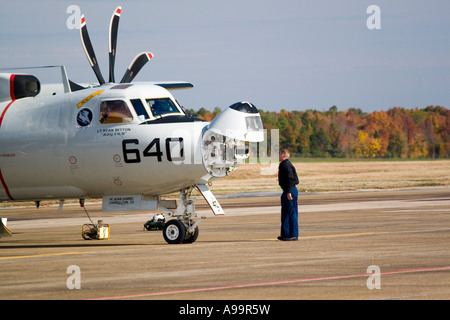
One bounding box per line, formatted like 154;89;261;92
80;14;106;85
120;52;154;83
108;6;122;83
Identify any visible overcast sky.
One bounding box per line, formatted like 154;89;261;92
1;0;449;112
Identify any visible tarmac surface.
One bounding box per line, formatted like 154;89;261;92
0;187;449;300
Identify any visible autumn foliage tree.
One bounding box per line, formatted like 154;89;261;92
190;106;450;159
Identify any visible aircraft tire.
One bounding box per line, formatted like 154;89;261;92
182;226;199;244
163;219;186;244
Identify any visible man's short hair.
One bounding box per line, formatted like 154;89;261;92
280;149;290;157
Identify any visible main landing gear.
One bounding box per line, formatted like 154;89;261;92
159;188;204;244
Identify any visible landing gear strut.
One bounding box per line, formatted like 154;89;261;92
160;187;204;244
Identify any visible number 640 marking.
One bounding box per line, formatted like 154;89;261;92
122;138;184;163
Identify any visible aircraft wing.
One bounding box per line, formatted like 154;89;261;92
151;81;194;91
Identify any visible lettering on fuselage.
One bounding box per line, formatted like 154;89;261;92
97;127;131;137
108;196;135;206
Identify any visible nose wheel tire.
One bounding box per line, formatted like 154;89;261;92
162;220;200;244
163;220;186;244
182;226;199;244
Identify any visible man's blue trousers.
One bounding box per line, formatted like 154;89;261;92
280;186;299;238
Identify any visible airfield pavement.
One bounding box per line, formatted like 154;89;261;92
0;187;449;301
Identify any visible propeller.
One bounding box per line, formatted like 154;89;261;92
108;6;121;83
80;15;106;85
79;6;153;85
120;52;153;83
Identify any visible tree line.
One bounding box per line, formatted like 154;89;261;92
187;105;450;159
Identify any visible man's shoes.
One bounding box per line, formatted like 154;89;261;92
277;236;298;241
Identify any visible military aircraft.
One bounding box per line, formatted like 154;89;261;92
0;6;264;244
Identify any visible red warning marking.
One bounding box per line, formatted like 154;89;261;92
9;74;15;100
0;96;16;200
0;168;14;201
86;265;450;300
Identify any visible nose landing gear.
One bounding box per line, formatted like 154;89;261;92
159;187;204;244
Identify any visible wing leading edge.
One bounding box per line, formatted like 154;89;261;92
151;81;194;91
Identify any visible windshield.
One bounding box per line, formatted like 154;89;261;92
146;98;180;117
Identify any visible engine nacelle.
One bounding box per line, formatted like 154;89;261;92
0;73;41;102
202;101;264;178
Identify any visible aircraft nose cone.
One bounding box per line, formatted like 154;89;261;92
229;101;259;114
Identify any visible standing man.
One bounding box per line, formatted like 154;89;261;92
278;149;299;241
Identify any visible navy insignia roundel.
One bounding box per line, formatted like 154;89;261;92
77;108;93;127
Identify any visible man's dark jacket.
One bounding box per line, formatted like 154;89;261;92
278;159;299;194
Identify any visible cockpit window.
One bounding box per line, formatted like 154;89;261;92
99;100;133;124
130;99;150;121
146;98;180;117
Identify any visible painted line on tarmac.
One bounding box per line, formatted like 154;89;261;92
259;227;450;241
256;231;386;241
301;232;386;239
86;265;450;300
0;252;89;261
